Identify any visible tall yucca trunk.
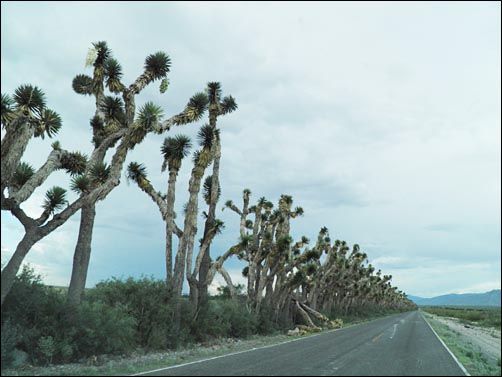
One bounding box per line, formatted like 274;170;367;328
165;168;178;281
67;201;96;305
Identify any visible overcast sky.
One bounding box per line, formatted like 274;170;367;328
1;1;500;298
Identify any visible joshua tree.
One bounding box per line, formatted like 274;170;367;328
67;41;209;305
127;82;237;307
1;85;89;305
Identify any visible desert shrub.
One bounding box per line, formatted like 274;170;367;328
1;265;136;365
86;276;186;349
1;320;19;368
192;299;258;341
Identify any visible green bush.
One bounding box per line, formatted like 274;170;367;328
1;320;19;368
86;276;183;349
1;265;136;365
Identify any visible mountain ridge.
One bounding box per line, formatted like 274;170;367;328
408;289;501;306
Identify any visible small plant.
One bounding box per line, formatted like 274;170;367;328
38;336;56;365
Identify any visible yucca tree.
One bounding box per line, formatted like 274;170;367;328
1;84;90;306
127;133;192;282
186;82;237;308
66;41;209;305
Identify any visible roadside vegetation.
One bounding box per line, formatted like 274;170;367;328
421;306;501;330
423;312;501;376
1;41;416;372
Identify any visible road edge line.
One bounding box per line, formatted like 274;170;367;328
131;312;406;376
420;311;470;376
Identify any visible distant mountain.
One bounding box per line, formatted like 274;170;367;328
408;289;501;307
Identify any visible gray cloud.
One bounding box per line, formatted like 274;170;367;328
1;2;500;297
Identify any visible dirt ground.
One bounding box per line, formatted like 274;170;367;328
427;313;501;363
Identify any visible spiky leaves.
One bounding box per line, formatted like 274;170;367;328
167;92;209;128
203;175;221;205
127;102;165;148
206;82;222;103
43;186;68;215
104;58;125;93
72;74;94;95
197;124;218;150
70;175;90;195
1;93;14;127
89;161;110;185
13;85;46;115
11;162;35;189
100;96;125;124
138;102;164;130
92;41;111;67
34;109;62;139
60;151;88;176
126;162;151;191
161;135;192;172
144;52;171;81
219;96;238;115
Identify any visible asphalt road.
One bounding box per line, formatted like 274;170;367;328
134;311;467;376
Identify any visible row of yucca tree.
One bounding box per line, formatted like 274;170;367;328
217;190;416;328
1;41;210;306
2;41;413;331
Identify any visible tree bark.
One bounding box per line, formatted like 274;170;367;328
67;201;96;305
1;231;39;306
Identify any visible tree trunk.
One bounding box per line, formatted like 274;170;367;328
165;169;177;281
67;202;96;305
1;231;38;306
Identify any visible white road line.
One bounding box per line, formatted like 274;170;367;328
131;313;404;376
131;327;341;375
390;323;398;339
420;312;470;376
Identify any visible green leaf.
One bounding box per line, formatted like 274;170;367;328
43;186;68;214
72;74;93;95
13;85;46;114
34;109;62;139
12;162;35;188
144;52;171;80
70;175;90;194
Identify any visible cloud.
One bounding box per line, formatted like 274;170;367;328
1;2;500;298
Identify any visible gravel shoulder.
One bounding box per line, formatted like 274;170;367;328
425;313;501;363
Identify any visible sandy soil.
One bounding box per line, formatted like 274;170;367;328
428;314;501;362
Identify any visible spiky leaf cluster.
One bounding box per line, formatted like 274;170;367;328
219;96;238;115
126;162;151;191
72;74;93;95
89;161;110;184
197;124;218;149
144;52;171;81
92;41;111;67
1;93;14;126
60;151;88;176
170;93;209;127
13;84;46;115
104;58;125;93
12;162;35;189
203;175;221;205
43;186;67;214
206;82;222;103
51;141;61;151
161;135;192;172
138;102;164;130
70;175;90;195
100;96;125;126
34;109;62;139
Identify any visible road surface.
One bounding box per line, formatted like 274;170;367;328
134;310;467;376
